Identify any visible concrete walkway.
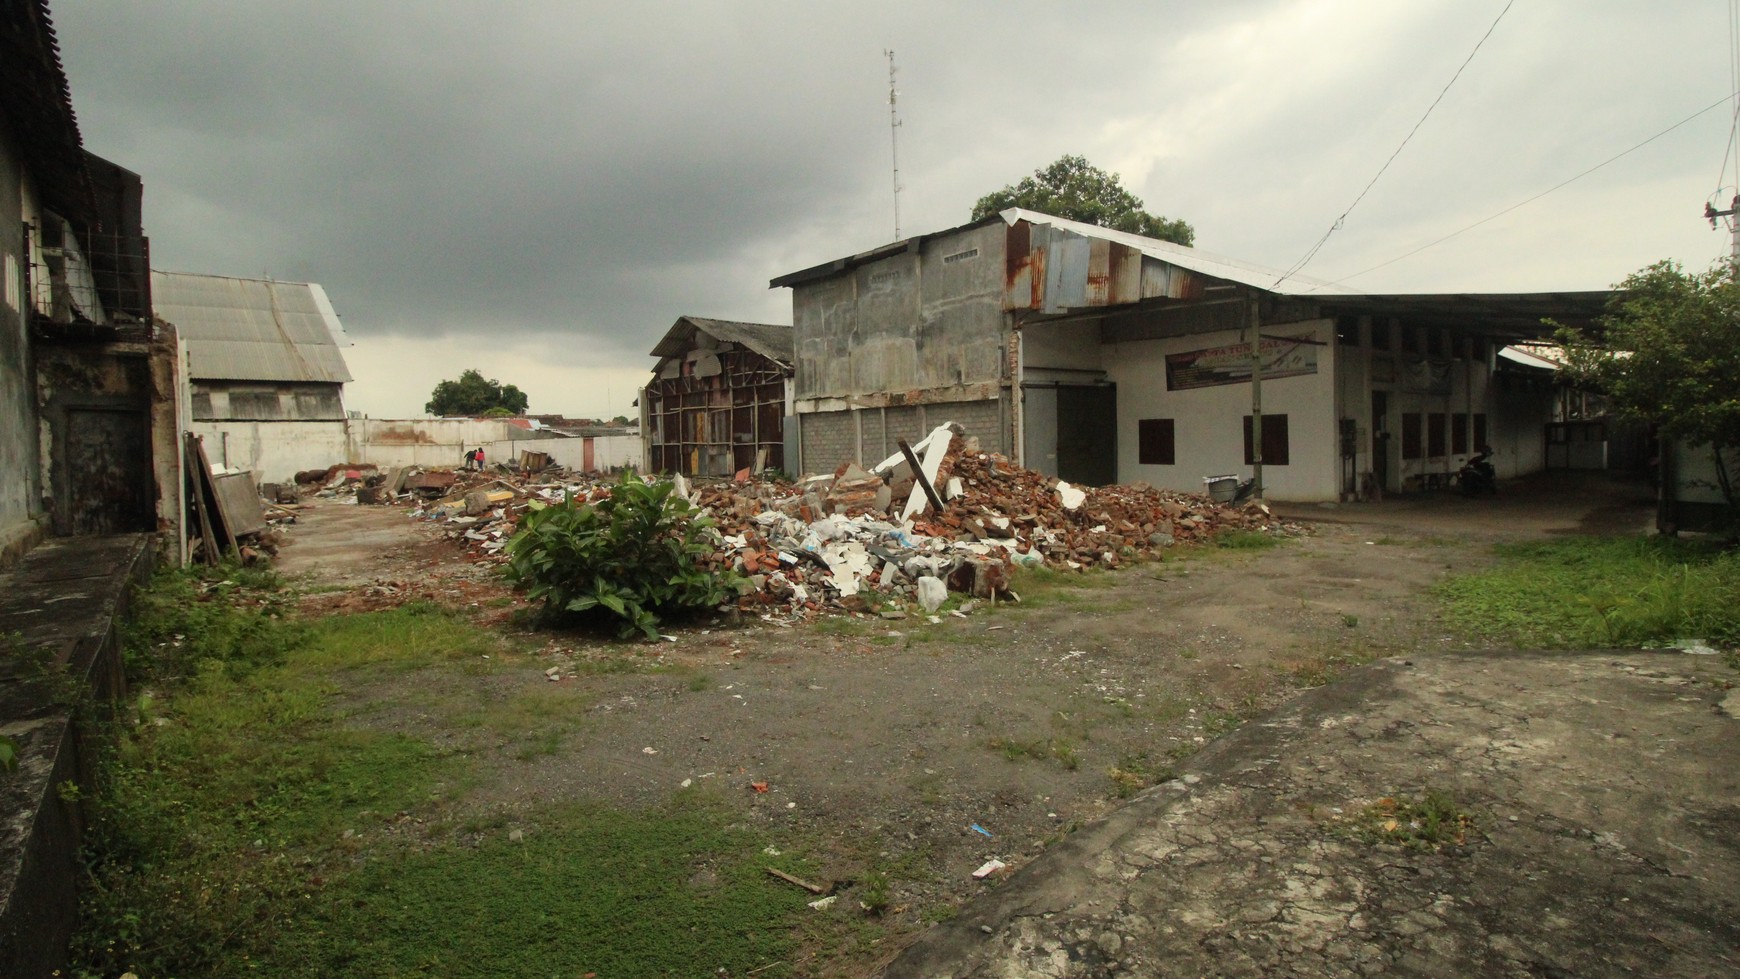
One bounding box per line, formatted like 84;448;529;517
0;534;153;978
881;650;1740;978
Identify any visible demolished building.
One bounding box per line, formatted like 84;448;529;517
643;315;793;477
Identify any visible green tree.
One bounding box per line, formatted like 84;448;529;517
971;154;1194;246
424;369;530;416
1554;259;1740;509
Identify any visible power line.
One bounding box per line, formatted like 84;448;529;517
1270;0;1516;288
1325;91;1738;285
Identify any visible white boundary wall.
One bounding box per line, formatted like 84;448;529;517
194;418;640;484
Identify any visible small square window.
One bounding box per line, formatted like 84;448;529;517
1138;418;1176;465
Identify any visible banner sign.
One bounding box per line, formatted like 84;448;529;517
1165;331;1318;391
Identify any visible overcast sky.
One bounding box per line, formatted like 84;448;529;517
49;1;1740;419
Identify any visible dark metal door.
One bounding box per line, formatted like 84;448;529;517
1055;385;1117;487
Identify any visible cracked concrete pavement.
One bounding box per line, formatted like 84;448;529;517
881;649;1740;978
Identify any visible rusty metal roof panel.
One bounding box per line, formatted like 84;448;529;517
1001;208;1359;303
151;271;353;383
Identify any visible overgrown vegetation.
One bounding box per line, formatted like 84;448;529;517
504;473;740;639
73;566;814;978
1437;536;1740;648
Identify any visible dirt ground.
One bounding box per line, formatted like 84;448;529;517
269;471;1700;975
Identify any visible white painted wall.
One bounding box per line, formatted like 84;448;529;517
194;421;351;481
1105;319;1340;501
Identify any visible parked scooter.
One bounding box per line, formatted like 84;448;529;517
1457;447;1497;496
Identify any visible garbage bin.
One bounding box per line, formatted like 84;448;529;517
1203;475;1238;503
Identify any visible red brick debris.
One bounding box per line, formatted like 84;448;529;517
274;431;1300;622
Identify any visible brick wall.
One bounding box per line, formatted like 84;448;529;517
798;410;857;474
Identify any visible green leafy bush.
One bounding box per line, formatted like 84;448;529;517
504;473;738;638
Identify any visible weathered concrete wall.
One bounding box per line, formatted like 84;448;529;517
791;223;1006;403
0;131;44;565
1107;319;1341;502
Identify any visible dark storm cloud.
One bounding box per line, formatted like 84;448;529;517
45;0;1734;382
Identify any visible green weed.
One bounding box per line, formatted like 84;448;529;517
1108;752;1175;798
1351;789;1476;850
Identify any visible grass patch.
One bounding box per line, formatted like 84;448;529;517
1212;529;1283;550
987;736;1079;769
1437;535;1740;648
1348;789;1477;850
1006;566;1123;610
251;799;811;977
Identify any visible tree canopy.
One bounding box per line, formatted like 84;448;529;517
1554;259;1740;504
425;369;530;416
971;154;1194;246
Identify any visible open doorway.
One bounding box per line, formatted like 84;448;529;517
1372;390;1390;494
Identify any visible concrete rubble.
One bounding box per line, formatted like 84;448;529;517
273;425;1298;622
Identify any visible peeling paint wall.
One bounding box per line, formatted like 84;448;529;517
0;131;45;564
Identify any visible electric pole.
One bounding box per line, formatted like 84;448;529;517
1248;294;1264;500
885;49;903;240
1704;194;1740;264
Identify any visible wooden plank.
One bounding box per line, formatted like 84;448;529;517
183;433;220;566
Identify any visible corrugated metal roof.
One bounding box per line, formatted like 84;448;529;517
999;208;1359;298
151;271;354;383
649;315;793;366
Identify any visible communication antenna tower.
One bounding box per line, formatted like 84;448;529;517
885;49;903;240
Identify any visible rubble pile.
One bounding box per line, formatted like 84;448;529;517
283;426;1297;623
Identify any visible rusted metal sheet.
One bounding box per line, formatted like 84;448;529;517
1139;259;1207;301
1110;243;1142;305
998;210;1358;314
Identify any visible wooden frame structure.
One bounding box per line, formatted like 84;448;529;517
644;317;792;476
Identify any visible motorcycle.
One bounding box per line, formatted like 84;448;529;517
1456;452;1497;496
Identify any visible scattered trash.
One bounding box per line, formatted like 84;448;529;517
807;895;838;911
971;859;1007;879
970;823;993;838
750;781;770;793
